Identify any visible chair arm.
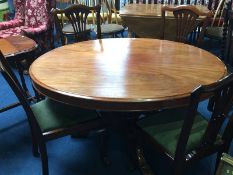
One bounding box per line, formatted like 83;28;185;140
0;19;23;30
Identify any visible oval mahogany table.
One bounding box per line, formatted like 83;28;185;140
29;38;226;111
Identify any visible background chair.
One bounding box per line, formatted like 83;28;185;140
204;0;227;53
135;73;233;175
222;1;233;66
161;5;213;44
0;51;107;175
205;0;227;40
52;4;101;45
99;0;125;37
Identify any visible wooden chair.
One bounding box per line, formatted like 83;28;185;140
75;0;125;38
204;0;228;41
0;51;106;175
222;1;233;65
161;5;213;44
135;73;233;175
100;0;125;37
52;4;101;45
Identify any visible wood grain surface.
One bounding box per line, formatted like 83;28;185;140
119;4;210;38
29;38;226;111
0;35;37;57
120;4;209;17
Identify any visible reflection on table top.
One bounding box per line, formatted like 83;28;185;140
29;38;226;111
119;4;210;17
0;35;37;57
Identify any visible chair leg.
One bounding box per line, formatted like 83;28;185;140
136;147;154;175
207;96;215;111
121;31;124;38
173;161;185;175
32;137;39;157
39;142;49;175
100;129;111;166
215;151;223;174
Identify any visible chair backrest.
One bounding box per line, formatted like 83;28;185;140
0;51;42;136
210;0;229;27
52;4;101;45
161;5;213;43
175;73;233;161
221;0;232;63
56;0;75;9
24;0;49;27
13;0;25;21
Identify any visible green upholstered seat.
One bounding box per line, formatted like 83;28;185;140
216;153;233;175
205;26;223;40
31;99;98;133
137;108;209;157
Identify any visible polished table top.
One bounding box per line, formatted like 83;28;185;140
120;4;210;17
29;38;226;111
0;35;37;57
119;4;210;38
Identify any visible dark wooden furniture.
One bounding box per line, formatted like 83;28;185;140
119;4;210;38
136;73;233;175
222;1;233;66
0;51;106;175
0;35;37;57
204;0;229;58
100;0;125;38
161;5;213;44
52;4;101;45
29;38;227;111
0;35;38;112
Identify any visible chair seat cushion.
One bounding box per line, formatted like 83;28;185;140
31;99;98;133
62;23;92;34
137;108;208;157
205;26;223;40
100;24;124;34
